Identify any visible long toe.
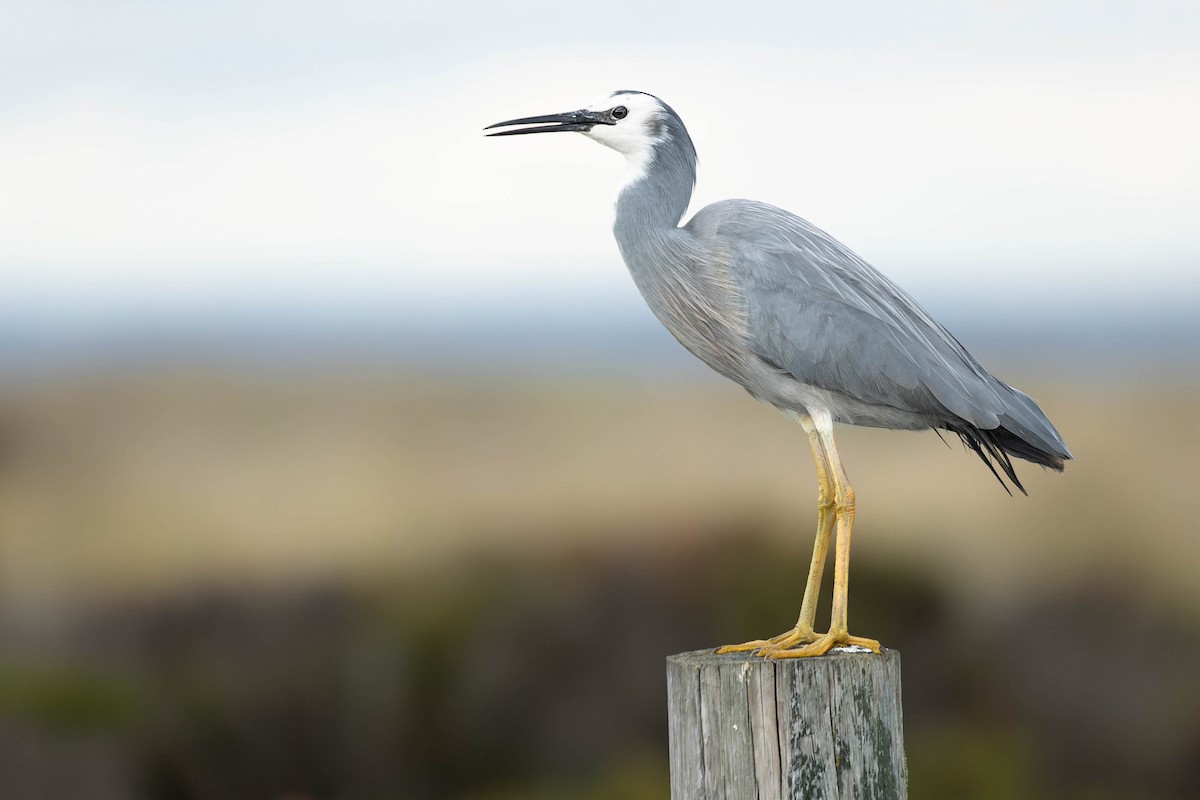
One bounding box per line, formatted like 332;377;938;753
766;630;882;659
767;631;837;659
845;635;882;653
717;626;817;655
715;638;774;654
751;627;819;656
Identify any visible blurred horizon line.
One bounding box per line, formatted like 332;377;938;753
1;292;1197;382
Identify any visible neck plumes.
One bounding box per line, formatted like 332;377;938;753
612;132;698;257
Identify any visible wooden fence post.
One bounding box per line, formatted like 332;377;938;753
666;648;906;800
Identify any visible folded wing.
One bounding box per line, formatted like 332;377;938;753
686;199;1071;491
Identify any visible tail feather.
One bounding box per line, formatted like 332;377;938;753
942;384;1071;495
944;416;1070;496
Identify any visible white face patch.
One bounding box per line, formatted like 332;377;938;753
582;91;665;188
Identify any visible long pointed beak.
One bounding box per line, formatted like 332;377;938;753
484;109;607;137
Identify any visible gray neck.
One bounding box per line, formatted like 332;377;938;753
612;132;698;259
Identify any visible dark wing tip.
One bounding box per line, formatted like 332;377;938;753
945;420;1073;495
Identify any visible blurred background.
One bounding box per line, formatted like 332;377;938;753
2;2;1199;798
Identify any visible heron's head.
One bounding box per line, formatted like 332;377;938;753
486;90;683;163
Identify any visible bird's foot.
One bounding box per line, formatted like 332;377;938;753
765;629;881;659
715;625;819;655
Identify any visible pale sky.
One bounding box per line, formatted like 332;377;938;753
2;1;1198;329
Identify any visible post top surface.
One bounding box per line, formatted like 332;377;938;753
667;647;900;669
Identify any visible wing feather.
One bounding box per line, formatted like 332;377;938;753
688;199;1014;426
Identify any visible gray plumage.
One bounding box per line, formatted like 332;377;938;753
490;90;1071;493
488;89;1072;658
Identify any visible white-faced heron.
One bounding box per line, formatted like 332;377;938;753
486;90;1071;658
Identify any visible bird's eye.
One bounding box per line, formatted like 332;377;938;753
611;106;628;120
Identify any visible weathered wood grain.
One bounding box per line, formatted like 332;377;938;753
667;649;906;800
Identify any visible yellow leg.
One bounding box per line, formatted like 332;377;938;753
717;413;834;654
769;411;880;659
793;415;835;633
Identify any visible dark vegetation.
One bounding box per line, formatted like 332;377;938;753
3;522;1198;800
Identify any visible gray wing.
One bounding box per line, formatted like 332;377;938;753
685;200;1069;471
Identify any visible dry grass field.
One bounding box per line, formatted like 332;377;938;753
1;368;1196;616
